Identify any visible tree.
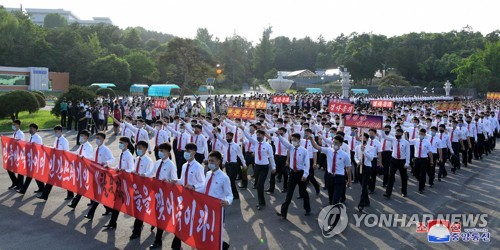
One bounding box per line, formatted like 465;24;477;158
32;92;46;108
121;28;143;49
44;13;67;28
51;86;96;117
217;35;253;89
253;26;275;79
0;90;40;120
124;51;159;83
89;54;131;90
378;72;411;91
158;38;215;95
96;88;117;98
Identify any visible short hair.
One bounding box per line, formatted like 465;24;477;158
158;142;172;152
384;125;392;130
80;130;90;137
185;142;197;152
209;151;222;162
419;128;427;134
54;125;63;131
256;130;266;136
291;133;301;140
194;124;203;130
226;132;234;137
29;123;38;130
136;140;149;148
334;135;344;143
278;127;287;133
368;128;377;133
430;126;438;131
96;132;106;139
396;129;404;134
304;128;313;134
13;119;21;126
155;120;163;125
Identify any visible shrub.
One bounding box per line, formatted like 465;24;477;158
33;92;46;108
0;90;40;120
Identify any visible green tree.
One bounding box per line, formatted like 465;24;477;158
32;92;46;108
217;35;253;89
43;13;67;28
121;28;143;49
124;51;159;83
253;26;275;79
89;54;131;90
0;90;40;120
51;86;96;117
378;72;411;91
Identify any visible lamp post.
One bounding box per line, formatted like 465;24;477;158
341;67;351;99
444;80;452;96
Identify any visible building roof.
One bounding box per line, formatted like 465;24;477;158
279;69;318;78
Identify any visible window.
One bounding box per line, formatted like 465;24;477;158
0;75;30;86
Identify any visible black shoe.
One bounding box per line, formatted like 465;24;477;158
281;189;288;193
102;211;111;216
103;223;117;229
316;191;320;196
84;215;93;220
64;196;74;201
8;185;16;190
87;202;93;206
357;206;364;212
419;190;425;194
265;190;274;195
129;234;140;240
13;186;21;190
238;185;247;189
67;204;76;209
252;186;256;189
322;186;328;190
369;191;375;195
402;194;407;198
304;211;311;216
382;185;387;188
277;179;282;183
429;184;434;188
256;205;265;210
34;189;43;193
16;190;26;195
352;181;358;184
37;195;47;201
296;196;303;199
383;193;390;199
276;212;287;219
150;226;155;231
149;242;162;249
438;178;442;182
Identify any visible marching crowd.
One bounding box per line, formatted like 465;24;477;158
6;92;500;249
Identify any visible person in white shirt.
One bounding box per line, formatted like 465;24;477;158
367;129;383;194
265;127;289;194
428;126;442;186
302;128;320;196
354;133;376;212
448;120;463;173
185;124;209;163
9;119;25;190
310;134;352;205
145;120;169;160
84;132;116;219
411;129;434;194
276;133;311;219
241;127;276;210
38;125;70;201
129;140;155;239
18;123;45;194
380;125;393;187
67;130;94;209
166;122;191;178
383;128;411;198
216;131;246;200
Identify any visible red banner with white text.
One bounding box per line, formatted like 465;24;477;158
1;136;223;250
154;99;168;110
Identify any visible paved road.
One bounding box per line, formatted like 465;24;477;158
0;130;498;249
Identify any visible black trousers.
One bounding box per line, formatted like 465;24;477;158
414;158;429;192
461;140;469;166
451;142;461;171
269;155;287;192
67;115;73;130
70;194;84;207
307;159;320;194
61;110;67;127
381;151;392;186
225;162;240;199
358;166;372;207
468;137;476;161
326;173;345;205
241;152;254;187
475;134;485;158
174;150;186;178
87;201;111;217
350;151;359;182
429;153;437;185
368;158;378;192
20;177;44;192
108;209;120;226
132;218;144;235
409;145;415;174
385;159;408;196
280;170;310;217
254;164;269;205
8;171;23;188
438;149;448;178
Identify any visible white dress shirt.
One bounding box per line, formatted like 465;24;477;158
12;129;25;141
28;133;42;145
75;141;93;159
428;135;441;154
134;154;154;177
411;139;432;158
320;147;351;175
278;135;310;177
271;135;289;157
243;130;276;170
168;127;191;151
202;169;233;205
354;144;376;167
93;145;115;166
115;150;135;173
218;134;246;166
384;135;411;166
187;132;209;158
153;158;177;181
301;138;318;159
178;160;206;192
149;126;169;147
53;135;69;150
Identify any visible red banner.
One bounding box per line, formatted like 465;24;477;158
271;96;290;104
328;102;354;114
227;107;256;120
487;92;500;100
244;100;267;109
154;99;168;109
434;102;462;111
1;137;223;250
343;114;383;129
370;100;394;109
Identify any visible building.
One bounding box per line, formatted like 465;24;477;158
4;7;113;26
0;66;69;92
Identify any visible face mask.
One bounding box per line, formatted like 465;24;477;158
439;129;445;133
475;118;479;121
330;133;335;137
226;139;232;143
395;135;402;140
458;124;463;128
12;125;16;131
351;132;355;136
119;143;125;150
431;131;436;136
466;120;471;123
158;151;165;159
96;139;102;145
183;152;191;160
257;137;263;142
292;141;299;147
413;123;418;127
362;140;367;145
369;135;375;140
54;132;59;137
80;136;85;142
333;145;340;151
137;149;143;156
208;163;216;170
180;129;185;133
420;135;425;140
385;131;390;135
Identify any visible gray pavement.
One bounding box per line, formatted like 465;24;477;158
0;129;499;249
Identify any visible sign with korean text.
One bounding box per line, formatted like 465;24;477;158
328;102;355;114
343;114;383;129
487;92;500;100
1;137;223;250
154;99;168;109
271;96;291;104
244;100;267;109
371;100;394;109
434;102;462;111
227;107;256;120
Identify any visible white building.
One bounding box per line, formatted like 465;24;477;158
5;7;113;26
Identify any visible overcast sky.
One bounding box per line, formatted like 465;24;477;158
3;0;499;43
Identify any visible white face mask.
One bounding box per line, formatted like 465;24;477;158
333;145;340;151
292;141;299;147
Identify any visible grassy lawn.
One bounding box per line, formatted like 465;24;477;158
0;110;60;132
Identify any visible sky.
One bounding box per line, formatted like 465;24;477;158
3;0;499;43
